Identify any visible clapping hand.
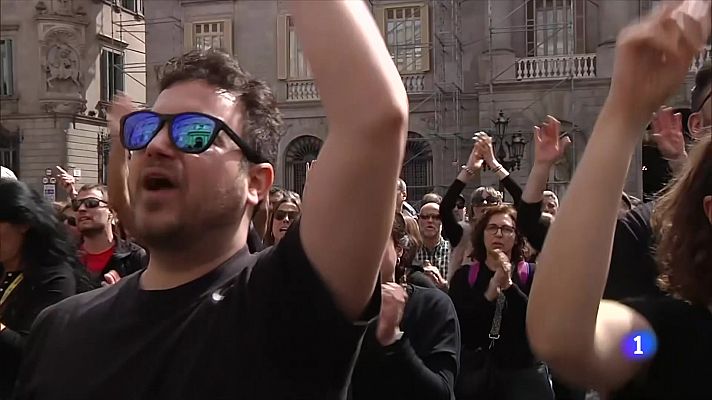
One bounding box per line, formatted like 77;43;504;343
376;282;408;346
474;132;497;168
486;249;513;300
651;106;686;161
423;260;448;289
534;115;571;166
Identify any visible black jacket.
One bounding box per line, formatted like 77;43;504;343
0;263;77;398
80;238;149;290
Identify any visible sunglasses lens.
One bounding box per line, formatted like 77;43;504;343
85;198;100;208
172;114;216;153
123;112;161;150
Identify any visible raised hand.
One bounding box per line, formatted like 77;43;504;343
376;282;408;346
534;115;571;166
651;106;686;161
55;165;77;199
474;131;497;168
610;1;711;124
458;134;486;183
108;94;137;145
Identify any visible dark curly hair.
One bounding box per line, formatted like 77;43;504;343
653;136;712;305
470;204;525;265
0;179;89;290
157;49;282;164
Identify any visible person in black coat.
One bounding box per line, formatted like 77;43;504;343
0;179;81;398
350;212;461;400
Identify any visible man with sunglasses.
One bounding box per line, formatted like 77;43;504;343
72;184;148;290
415;202;451;288
15;2;408;399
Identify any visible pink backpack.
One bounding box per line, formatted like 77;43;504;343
467;260;532;287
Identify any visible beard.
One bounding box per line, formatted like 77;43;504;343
132;186;247;256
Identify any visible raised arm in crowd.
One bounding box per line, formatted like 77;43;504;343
527;2;712;399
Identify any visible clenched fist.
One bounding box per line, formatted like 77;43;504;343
376;282;408;346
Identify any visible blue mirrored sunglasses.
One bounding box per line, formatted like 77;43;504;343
120;111;267;163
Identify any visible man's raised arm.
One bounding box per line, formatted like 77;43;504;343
290;1;409;321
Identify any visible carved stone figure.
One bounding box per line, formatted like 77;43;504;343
54;0;73;15
45;42;81;92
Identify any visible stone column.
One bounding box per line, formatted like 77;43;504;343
480;0;516;81
596;0;638;78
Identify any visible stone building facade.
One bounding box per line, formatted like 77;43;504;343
0;0;146;199
138;0;710;203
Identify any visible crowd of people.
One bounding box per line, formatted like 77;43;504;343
1;1;710;399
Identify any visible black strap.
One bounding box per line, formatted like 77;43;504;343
488;292;506;349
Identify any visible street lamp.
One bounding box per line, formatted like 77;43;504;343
491;110;527;172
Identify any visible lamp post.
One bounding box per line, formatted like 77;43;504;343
491;110;528;197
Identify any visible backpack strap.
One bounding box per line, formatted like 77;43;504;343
467;261;480;287
516;261;529;286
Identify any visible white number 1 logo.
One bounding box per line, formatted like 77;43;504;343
633;335;644;355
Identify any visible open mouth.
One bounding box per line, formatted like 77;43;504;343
143;174;178;191
279;226;289;232
78;216;92;223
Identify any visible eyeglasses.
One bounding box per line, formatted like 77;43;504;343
420;214;441;221
473;196;501;207
274;210;299;221
485;224;516;236
72;197;108;212
120;111;267;163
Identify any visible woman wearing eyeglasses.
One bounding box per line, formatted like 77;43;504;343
448;204;553;400
265;192;301;247
0;179;80;398
441;133;523;282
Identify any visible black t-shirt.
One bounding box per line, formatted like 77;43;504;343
448;263;535;369
612;296;712;400
14;225;380;400
604;202;663;300
350;285;460;400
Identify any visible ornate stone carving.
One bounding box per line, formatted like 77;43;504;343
45;42;81;91
40;26;84;95
53;0;74;16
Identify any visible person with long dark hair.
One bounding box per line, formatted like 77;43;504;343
527;3;711;398
264;191;301;247
0;179;79;397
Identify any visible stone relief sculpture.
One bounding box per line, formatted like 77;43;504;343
54;0;74;15
45;42;81;92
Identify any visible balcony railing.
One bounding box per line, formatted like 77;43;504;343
516;54;597;81
286;73;428;102
690;45;711;73
286;80;320;102
401;74;427;93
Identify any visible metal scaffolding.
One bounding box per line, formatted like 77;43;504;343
482;0;602;195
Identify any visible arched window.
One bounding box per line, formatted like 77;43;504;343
285;135;323;195
402;132;433;203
